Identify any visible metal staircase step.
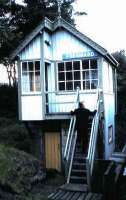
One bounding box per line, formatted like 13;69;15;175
73;162;86;166
75;148;83;153
72;169;87;174
70;176;87;180
70;176;87;184
74;156;86;161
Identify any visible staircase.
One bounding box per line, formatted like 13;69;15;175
70;142;88;187
48;89;103;200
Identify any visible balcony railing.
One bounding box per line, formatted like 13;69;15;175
44;91;79;114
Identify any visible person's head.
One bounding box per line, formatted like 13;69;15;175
79;102;85;108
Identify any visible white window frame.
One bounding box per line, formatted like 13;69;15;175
21;60;41;94
57;58;98;91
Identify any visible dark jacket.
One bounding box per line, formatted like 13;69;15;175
71;108;96;132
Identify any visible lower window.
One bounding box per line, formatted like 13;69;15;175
21;60;41;93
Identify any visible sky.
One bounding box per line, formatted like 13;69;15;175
74;0;126;53
15;0;126;53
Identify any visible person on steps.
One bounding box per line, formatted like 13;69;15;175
71;102;96;154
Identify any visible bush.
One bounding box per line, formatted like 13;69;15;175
0;144;40;194
0;118;32;153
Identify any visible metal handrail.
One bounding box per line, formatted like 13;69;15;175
64;87;80;160
67;131;77;183
63;87;79;182
64;116;74;159
86;89;101;188
66;116;76;161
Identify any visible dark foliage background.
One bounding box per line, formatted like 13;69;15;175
112;50;126;150
0;0;76;64
0;84;32;153
0;84;18;118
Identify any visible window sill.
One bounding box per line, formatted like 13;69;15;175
21;92;42;96
55;89;98;95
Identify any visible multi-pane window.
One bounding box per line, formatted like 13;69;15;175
21;61;41;93
57;59;98;91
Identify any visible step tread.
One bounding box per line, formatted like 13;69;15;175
60;183;88;192
72;169;87;173
73;162;86;165
70;176;87;180
74;156;86;159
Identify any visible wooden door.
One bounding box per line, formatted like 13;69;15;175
45;132;61;171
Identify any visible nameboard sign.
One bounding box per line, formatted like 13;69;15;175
63;51;98;60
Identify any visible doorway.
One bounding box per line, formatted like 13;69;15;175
45;132;61;171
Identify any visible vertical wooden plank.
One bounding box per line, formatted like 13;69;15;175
45;132;61;171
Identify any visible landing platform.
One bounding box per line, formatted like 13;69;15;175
48;184;103;200
60;183;88;192
48;189;103;200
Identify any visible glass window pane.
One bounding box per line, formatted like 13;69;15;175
28;62;33;71
35;61;40;71
66;82;73;90
82;60;89;69
85;81;90;89
22;72;29;92
59;82;65;91
58;72;65;81
36;83;41;91
82;71;89;80
22;71;28;78
58;63;64;71
66;72;72;80
83;81;86;90
74;81;81;90
29;72;34;91
90;59;97;69
22;62;27;72
91;70;98;79
35;72;40;91
73;61;80;70
74;71;80;80
91;80;98;89
22;60;41;93
22;83;29;93
66;62;72;71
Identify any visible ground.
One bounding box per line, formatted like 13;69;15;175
0;170;65;200
28;172;65;200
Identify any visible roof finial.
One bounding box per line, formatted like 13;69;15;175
57;0;63;18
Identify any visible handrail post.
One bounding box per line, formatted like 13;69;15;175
86;158;91;191
64;87;80;160
64;116;74;159
67;131;77;183
86;89;102;189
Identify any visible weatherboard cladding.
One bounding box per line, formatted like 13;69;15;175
10;17;118;67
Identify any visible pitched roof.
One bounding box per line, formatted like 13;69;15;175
10;17;118;67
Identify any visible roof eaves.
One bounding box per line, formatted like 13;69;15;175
53;18;108;56
9;17;53;60
105;53;119;67
53;18;118;67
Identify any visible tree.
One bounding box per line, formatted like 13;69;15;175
0;0;85;85
112;50;126;149
0;0;76;60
